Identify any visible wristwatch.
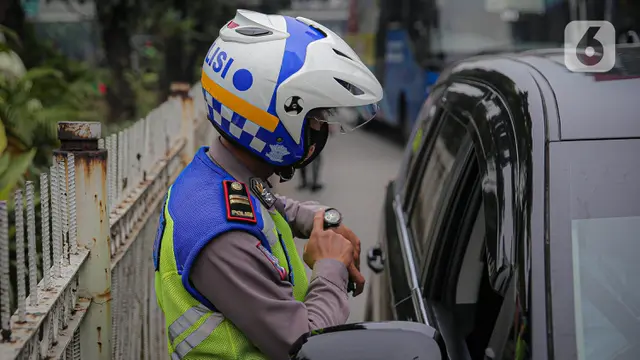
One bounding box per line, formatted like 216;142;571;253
323;208;342;229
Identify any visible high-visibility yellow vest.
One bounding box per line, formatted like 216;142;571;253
153;150;309;359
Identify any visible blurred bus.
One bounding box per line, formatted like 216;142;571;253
280;1;350;36
346;0;640;142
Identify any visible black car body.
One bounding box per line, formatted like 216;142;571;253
364;45;640;360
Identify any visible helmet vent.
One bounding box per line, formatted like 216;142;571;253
308;24;327;38
334;78;364;96
295;18;327;38
235;27;273;37
333;48;354;61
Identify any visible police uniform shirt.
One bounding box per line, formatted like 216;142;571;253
189;137;350;360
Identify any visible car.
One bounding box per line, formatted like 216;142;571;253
364;45;640;360
288;321;442;359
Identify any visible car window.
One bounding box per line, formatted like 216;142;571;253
416;144;525;360
406;85;446;171
549;139;640;360
572;217;640;359
397;84;447;198
408;111;470;256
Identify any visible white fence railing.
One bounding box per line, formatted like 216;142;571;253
0;82;209;360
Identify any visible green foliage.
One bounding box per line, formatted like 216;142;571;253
0;24;21;49
0;67;65;147
0;25;106;199
0;120;6;154
126;70;160;119
0;149;36;201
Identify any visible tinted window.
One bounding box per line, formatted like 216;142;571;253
399;85;446;203
409;111;469;255
406;87;445;171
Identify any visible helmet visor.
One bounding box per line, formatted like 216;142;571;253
307;102;379;133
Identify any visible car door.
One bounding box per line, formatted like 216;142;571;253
371;83;448;323
385;82;487;324
417;81;530;360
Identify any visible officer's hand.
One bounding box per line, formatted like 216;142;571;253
330;224;365;297
304;210;354;270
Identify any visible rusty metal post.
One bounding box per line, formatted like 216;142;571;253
170;82;196;166
56;122;112;360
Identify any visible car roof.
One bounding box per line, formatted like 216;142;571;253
455;45;640;141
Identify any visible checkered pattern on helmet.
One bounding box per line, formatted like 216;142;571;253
204;91;271;154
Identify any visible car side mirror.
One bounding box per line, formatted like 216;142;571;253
289;321;443;360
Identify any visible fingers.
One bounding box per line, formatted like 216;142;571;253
348;263;366;297
349;230;361;270
312;210;326;233
332;225;362;270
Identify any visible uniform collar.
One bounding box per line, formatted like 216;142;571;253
207;137;273;188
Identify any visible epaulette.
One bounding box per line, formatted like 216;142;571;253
222;180;257;223
249;177;276;209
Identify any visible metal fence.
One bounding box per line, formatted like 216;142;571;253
0;82;209;360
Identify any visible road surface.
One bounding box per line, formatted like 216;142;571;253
272;126;405;322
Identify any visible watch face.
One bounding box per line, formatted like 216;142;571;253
324;209;341;225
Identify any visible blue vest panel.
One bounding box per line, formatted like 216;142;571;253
166;147;271;309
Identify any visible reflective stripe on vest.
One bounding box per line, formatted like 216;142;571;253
170;309;225;359
168;304;210;343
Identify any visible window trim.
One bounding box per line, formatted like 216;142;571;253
446;78;519;297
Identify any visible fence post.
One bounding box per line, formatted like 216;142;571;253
56;122;112;360
170;82;196;166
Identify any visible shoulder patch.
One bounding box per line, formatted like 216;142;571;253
223;180;257;223
256;242;287;281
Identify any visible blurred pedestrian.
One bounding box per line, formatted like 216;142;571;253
298;124;337;192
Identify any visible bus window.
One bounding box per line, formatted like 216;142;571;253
407;0;571;68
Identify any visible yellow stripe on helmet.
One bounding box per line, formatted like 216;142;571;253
201;70;280;132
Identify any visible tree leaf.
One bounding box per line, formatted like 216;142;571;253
0;148;36;201
0;42;12;54
0;153;9;174
0;25;21;48
0;120;6;154
16;67;64;91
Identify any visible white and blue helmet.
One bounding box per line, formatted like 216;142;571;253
201;9;383;172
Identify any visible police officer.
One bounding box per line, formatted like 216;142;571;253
153;9;382;360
